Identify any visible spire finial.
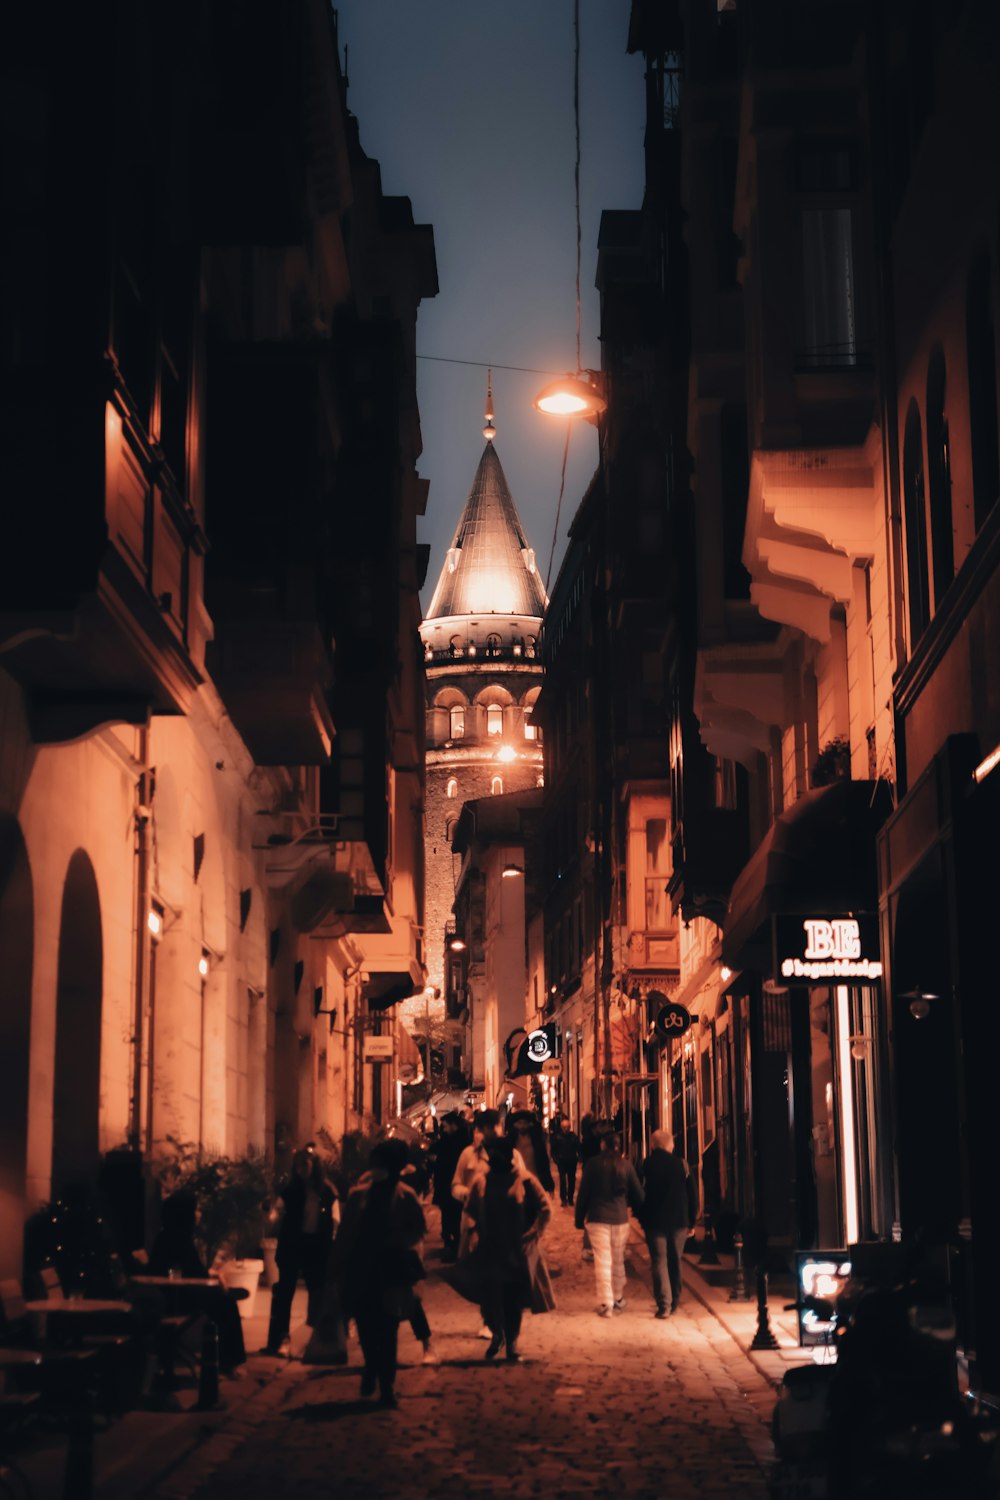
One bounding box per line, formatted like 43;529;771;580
483;368;496;442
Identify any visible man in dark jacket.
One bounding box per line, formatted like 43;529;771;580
431;1112;467;1261
640;1129;698;1317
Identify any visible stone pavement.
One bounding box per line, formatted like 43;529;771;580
5;1208;817;1497
143;1206;795;1500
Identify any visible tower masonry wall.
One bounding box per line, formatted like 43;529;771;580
424;752;542;999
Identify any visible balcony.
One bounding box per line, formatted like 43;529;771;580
209;618;334;765
0;382;205;742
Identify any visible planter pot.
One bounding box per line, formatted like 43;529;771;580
261;1238;279;1288
220;1258;265;1319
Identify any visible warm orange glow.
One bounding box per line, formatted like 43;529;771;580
198;956;209;978
533;373;607;419
449;937;467;952
501;864;524;879
496;744;517;763
147;910;162;938
974;742;1000;783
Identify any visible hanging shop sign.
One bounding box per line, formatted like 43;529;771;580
775;915;883;983
506;1023;561;1077
363;1035;394;1060
654;1001;692;1039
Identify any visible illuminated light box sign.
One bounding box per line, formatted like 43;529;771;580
775;915;882;982
795;1251;851;1346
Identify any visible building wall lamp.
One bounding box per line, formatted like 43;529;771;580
533;371;606;422
901;988;941;1020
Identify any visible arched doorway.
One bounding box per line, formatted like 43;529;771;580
52;850;103;1191
0;817;33;1278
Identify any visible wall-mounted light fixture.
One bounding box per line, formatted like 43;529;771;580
533;371;606;422
502;864;524;879
449;936;467;952
720;965;733;984
849;1034;871;1061
313;986;338;1034
901;988;940;1020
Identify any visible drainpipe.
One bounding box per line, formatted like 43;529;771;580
131;728;153;1152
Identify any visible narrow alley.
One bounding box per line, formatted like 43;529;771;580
158;1207;778;1500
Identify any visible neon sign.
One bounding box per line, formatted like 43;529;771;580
777;916;883;981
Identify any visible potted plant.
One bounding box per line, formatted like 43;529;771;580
157;1142;273;1318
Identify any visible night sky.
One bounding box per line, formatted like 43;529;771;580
334;1;646;609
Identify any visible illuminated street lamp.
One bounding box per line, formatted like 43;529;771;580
533;372;606;421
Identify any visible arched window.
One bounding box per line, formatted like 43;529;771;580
902;399;930;645
450;706;465;739
445;817;456;843
967;251;999;533
525;636;537;658
536;774;545;788
523;707;536;741
925;347;954;609
446;778;458;799
486;634;502;657
491;776;503;796
487;706;503;736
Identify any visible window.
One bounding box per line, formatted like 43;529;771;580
446;778;458;799
967;251;999;532
487;706;503;736
450;707;465;739
902;399;930;644
645;818;671;930
523;708;536;740
925;347;954;608
486;634;502;657
713;758;738;811
491;777;503;796
800;207;857;368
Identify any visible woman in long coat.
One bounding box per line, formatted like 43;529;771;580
464;1137;554;1362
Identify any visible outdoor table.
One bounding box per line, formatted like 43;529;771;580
23;1298;133;1341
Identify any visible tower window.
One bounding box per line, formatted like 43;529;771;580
447;777;458;799
524;708;536;741
491;777;503;796
487;706;503;736
450;707;465;739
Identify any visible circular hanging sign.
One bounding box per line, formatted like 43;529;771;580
655;1001;692;1039
526;1027;554;1063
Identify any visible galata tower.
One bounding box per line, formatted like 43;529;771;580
419;379;548;1016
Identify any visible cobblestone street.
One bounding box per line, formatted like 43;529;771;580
153;1205;778;1500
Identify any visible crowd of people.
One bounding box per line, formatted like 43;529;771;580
249;1106;698;1407
20;1106;697;1408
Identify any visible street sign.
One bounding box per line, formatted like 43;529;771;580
541;1058;562;1076
364;1035;394;1060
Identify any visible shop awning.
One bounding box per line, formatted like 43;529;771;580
396;1022;425;1085
722;778;892;968
364;971;417;1011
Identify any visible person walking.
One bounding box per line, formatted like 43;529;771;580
464;1136;554;1362
639;1129;698;1317
451;1109;526;1257
335;1138;427;1408
575;1132;644;1317
549;1116;581;1207
432;1111;467;1262
507;1110;555;1195
262;1148;338;1355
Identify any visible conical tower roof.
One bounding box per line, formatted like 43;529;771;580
425;441;549;621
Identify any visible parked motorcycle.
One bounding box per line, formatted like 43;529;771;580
773;1274;999;1498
